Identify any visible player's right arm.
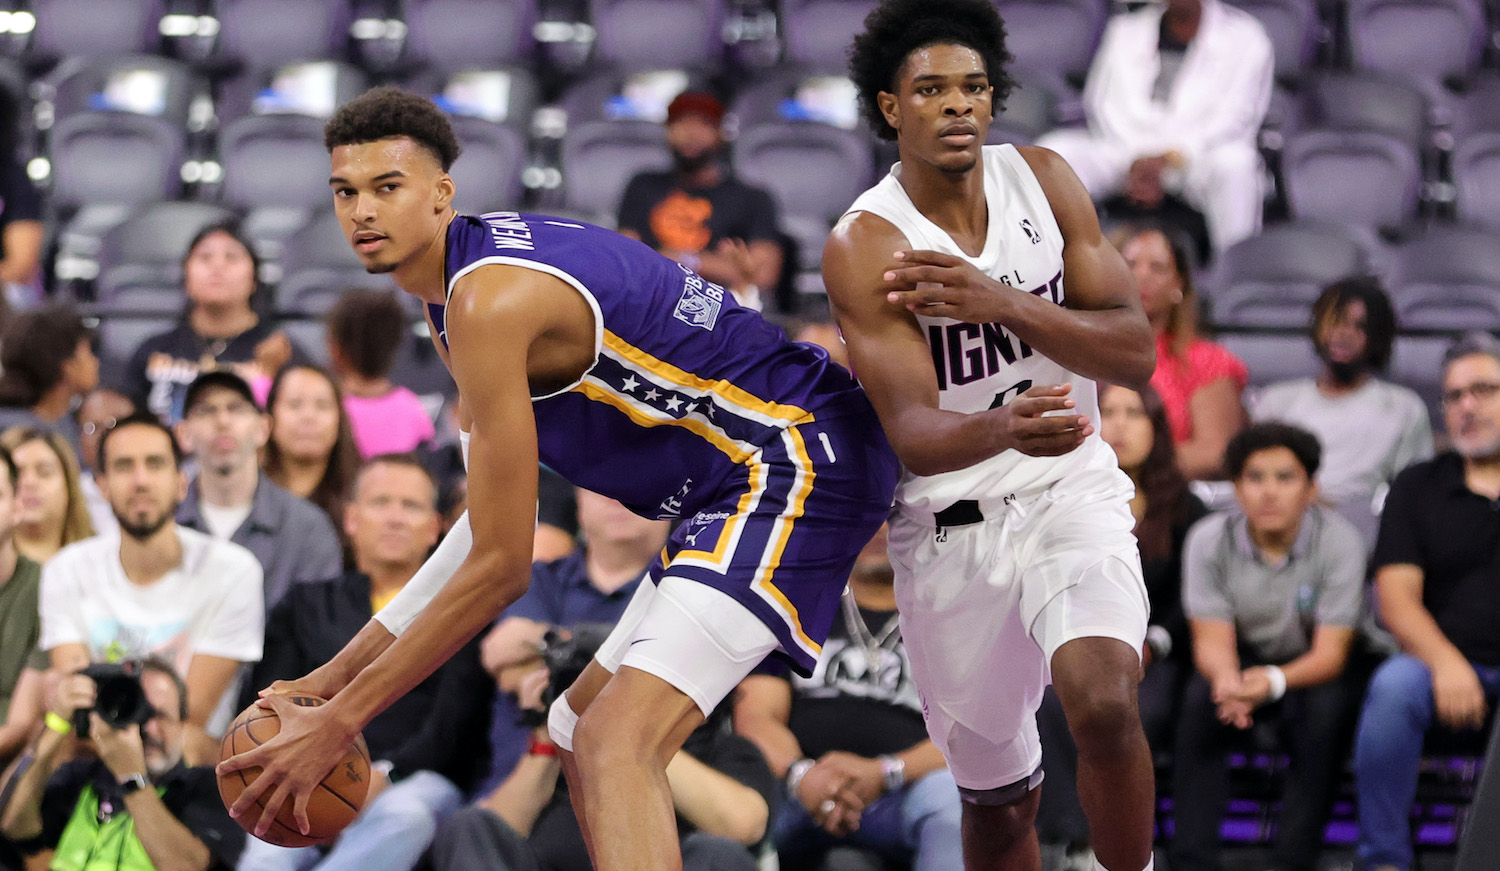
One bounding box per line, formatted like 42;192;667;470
823;212;1089;476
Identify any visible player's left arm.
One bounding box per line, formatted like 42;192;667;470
884;146;1155;389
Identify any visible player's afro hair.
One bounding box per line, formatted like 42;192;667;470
325;85;462;171
849;0;1015;142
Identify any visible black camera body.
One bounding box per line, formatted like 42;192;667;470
518;623;615;728
73;662;154;738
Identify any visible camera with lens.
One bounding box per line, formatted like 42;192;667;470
73;662;154;738
517;623;615;728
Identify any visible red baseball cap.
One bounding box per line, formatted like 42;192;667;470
666;91;725;125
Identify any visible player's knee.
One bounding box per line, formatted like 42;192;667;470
1064;682;1139;751
960;783;1038;848
547;694;580;752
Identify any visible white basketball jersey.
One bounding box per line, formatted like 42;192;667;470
843;144;1114;513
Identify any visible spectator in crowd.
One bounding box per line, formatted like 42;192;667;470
1252;277;1433;549
1125;226;1247;479
0;429;93;565
429;630;773;871
734;524;962;871
0;305;97;458
616;91;784;311
1037;0;1273;253
1353;333;1500;871
0;83;44;308
262;365;361;536
38;413;264;765
0;446;43;772
327;290;436;458
74;387;137;536
1036;384;1207;867
0;657;246;871
239;454;492;871
1172;423;1367;871
173;370;342;609
120;222;309;423
476;488;667;792
789;318;850;371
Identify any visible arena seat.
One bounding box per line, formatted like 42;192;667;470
49;111;183;211
214;0;352;70
404;0;537;73
588;0;727;71
1218;332;1321;388
1226;0;1323;81
1280;130;1421;228
95;201;239;300
1388;226;1500;332
780;0;878;74
218;112;336;247
1300;71;1429;151
1454;133;1500;229
558;118;669;224
28;0;163;62
991;0;1108;84
1209;223;1365;329
448;115;528;215
1346;0;1485;97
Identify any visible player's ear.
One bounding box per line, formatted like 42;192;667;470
435;173;455;212
877;91;900;133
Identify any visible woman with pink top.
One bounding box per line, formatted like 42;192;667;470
325;290;436;458
1123;226;1248;480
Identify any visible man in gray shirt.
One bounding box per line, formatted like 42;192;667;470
1170;422;1368;871
1251;277;1432;549
172;370;342;609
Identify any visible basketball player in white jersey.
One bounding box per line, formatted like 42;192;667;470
824;2;1159;870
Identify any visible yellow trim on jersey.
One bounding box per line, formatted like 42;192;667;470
751;426;820;654
576;382;754;464
602;331;814;425
675;461;764;564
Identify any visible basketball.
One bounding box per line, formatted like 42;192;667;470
217;696;372;848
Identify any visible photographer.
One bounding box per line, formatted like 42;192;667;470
0;658;245;871
429;627;775;871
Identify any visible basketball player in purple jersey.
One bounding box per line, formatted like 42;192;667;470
218;87;898;870
824;2;1158;870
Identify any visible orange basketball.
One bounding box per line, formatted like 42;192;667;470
217;696;371;847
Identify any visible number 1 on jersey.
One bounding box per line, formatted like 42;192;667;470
818;432;837;463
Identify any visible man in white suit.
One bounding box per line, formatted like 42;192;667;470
1038;0;1274;252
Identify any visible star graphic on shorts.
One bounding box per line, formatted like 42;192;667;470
701;400;716;419
643;387;661;402
620;375;640;393
664;396;684;412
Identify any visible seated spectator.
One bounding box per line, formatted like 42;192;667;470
476;488;667;791
0;429;93;565
1353;333;1500;871
0;83;42;310
263;365;361;536
430;629;772;871
1171;423;1367;871
1036;384;1207;866
0;446;43;772
0;305;97;460
0;657;246;870
73;387;137;537
38;413;264;765
120;222;308;423
327;290;436;458
239;454;492;871
616;91;784;311
1252;277;1433;549
734;524;961;871
1037;0;1273;253
1126;226;1247;479
173;370;342;609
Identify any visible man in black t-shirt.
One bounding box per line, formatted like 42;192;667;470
734;526;962;871
615;91;784;311
1353;333;1500;871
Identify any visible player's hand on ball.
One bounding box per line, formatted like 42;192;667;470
217;692;357;838
882;250;1008;324
257;667;346;704
995;384;1092;457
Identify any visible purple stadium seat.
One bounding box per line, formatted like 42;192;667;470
48;111;183;210
1280;130;1421;227
589;0;727;71
215;0;352;69
1389;226;1500;332
1219;332;1321;388
1454;133;1500;229
991;0;1108;82
1346;0;1485;89
404;0;537;73
447;115;528;215
780;0;877;73
29;0;163;61
559;119;669;222
1209;223;1365;329
1226;0;1322;80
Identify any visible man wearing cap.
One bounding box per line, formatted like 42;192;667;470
173;370;342;610
616;91;784;311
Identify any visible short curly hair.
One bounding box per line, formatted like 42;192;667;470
848;0;1015;142
325;86;462;171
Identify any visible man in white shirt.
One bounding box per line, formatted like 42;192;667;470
40;412;264;764
1036;0;1274;252
1251;277;1433;549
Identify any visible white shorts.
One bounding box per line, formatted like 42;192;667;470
888;468;1149;791
593;575;780;715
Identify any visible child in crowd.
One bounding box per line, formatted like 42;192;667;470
326;290;436;458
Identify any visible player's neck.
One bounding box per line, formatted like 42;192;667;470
190;305;257;340
393;210;459;305
896;158;988;256
117;524;183;586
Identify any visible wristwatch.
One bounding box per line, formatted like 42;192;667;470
118;773;149;795
878;755;906;792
